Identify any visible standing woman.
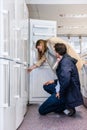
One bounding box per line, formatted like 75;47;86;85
28;37;84;72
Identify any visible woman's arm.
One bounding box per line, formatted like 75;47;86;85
27;64;37;72
35;55;46;67
27;55;46;72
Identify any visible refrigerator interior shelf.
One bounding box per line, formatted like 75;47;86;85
33;25;55;29
33;32;55;36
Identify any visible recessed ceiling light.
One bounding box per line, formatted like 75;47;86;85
58;25;87;29
59;14;87;18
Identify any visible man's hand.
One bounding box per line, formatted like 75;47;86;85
44;80;54;85
56;92;60;99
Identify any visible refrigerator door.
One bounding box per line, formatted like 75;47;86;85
13;63;24;129
80;65;87;98
21;64;28;116
29;19;57;103
14;0;28;63
0;0;15;60
0;59;16;130
0;10;10;58
80;65;87;107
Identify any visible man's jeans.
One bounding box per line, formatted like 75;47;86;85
38;83;66;115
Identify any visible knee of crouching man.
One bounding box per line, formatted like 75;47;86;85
38;106;46;115
43;84;47;91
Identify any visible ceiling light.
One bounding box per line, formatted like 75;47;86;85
58;25;87;29
59;14;87;18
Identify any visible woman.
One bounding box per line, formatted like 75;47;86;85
38;43;83;115
28;37;84;72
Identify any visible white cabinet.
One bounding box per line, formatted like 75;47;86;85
29;19;57;103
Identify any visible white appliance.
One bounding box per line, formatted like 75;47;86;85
13;62;24;129
0;0;29;129
29;19;57;103
0;59;16;130
80;65;87;107
21;64;28;116
0;0;16;129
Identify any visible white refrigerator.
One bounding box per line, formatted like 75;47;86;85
0;59;16;130
80;65;87;107
0;0;29;129
29;19;57;103
0;0;16;129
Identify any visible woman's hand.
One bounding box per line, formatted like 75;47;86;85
27;65;37;72
27;67;33;72
44;80;54;85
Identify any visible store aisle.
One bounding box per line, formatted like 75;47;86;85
18;104;87;130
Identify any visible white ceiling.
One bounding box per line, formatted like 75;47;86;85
27;3;87;36
26;0;87;4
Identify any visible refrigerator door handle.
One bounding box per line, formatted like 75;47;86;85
2;61;10;108
14;28;21;61
14;95;20;99
14;64;21;99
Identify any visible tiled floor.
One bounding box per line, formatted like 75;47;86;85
18;104;87;130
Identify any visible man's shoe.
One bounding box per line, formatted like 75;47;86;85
63;108;76;116
68;108;76;116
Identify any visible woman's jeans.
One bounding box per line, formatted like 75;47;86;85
39;83;66;115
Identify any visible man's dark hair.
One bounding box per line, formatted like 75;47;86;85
54;43;67;55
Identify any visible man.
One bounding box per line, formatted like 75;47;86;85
39;43;83;116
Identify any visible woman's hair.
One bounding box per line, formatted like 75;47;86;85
36;39;47;59
54;43;67;55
